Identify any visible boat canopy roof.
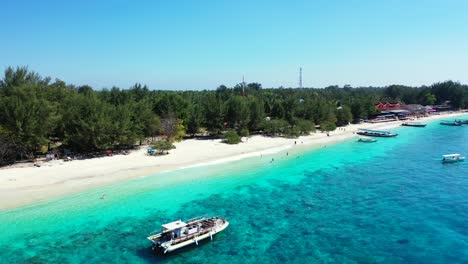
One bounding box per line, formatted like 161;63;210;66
358;128;391;134
443;154;461;157
162;220;187;231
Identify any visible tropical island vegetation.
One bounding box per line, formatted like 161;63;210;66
1;66;468;165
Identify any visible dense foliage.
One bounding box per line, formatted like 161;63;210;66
223;130;241;144
151;140;175;155
1;66;468;164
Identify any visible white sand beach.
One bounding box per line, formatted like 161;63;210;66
0;112;465;210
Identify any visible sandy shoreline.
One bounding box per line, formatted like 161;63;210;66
1;112;466;211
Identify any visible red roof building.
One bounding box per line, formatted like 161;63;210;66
375;101;402;111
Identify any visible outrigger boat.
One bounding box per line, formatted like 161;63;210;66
358;137;377;143
401;122;426;127
442;154;465;163
455;119;468;124
147;216;229;254
440;120;461;126
356;128;398;137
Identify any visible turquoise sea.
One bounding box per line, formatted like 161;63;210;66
1;117;468;263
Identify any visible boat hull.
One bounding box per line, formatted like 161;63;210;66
356;132;398;137
401;124;426;127
440;122;461;126
442;157;465;163
153;220;229;254
358;138;377;143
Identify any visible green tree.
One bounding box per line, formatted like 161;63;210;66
151;140;175;155
247;98;264;131
0;83;53;157
321;121;336;132
186;104;202;135
335;106;352;126
202;94;224;134
295;119;315;135
261;119;290;136
424;93;437;105
223;129;241;144
62;92;113;150
224;96;250;130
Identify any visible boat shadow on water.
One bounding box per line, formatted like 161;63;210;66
135;238;220;262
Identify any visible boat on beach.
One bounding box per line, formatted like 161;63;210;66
356;128;398;137
442;154;465;163
401;122;426;127
358;137;377;143
147;216;229;254
440;120;461;126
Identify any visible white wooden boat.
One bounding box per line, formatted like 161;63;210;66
440;120;461;126
356;128;398;137
358;137;377;143
148;216;229;254
401;122;426;127
442;154;465;163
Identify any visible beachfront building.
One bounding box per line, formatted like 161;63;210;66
375;101;401;111
401;104;427;115
433;101;453;112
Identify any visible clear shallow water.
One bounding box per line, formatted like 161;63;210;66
1;118;468;263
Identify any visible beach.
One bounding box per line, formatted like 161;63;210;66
0;111;465;210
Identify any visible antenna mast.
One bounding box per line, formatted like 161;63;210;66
299;67;302;88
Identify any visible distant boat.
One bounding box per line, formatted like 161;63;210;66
401;122;426;127
358;137;377;143
148;216;229;254
442;154;465;163
356;128;398;137
455;119;468;124
440;120;461;126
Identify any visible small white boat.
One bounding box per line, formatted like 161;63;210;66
148;216;229;254
402;122;426;127
358;137;377;143
357;128;398;137
442;154;465;163
440;120;461;126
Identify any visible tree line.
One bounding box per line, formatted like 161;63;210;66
1;66;467;164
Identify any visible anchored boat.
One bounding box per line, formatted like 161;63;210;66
356;128;398;137
147;216;229;254
401;122;426;127
358;137;377;143
440;120;461;126
455;119;468;124
442;154;465;163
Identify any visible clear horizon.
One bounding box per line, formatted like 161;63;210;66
2;0;468;90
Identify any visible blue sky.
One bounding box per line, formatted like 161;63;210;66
2;0;468;90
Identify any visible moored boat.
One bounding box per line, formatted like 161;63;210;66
442;154;465;163
356;128;398;137
401;122;426;127
148;216;229;254
358;137;377;143
440;120;461;126
455;119;468;124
